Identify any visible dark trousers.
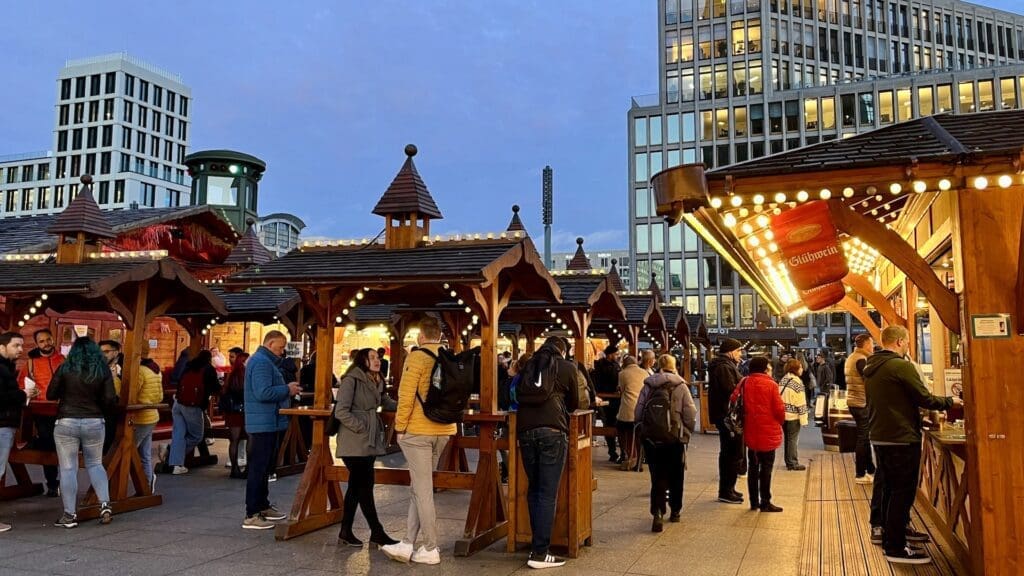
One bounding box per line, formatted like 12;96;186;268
32;415;59;490
602;402;619;459
714;418;743;497
245;431;280;517
874;443;921;553
340;455;384;534
847;407;876;477
747;449;776;508
518;427;567;556
782;420;802;469
645;440;685;516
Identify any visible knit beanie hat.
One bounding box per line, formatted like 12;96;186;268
719;337;743;354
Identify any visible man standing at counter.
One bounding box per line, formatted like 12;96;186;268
864;325;961;566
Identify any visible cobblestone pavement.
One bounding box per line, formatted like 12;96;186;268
0;428;825;576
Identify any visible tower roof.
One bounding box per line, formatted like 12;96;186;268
506;204;526;233
224;223;274;267
566;237;591;271
607;258;625;292
46;176;115;239
372;144;443;220
648;273;663;303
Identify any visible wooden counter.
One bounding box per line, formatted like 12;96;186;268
917;428;970;571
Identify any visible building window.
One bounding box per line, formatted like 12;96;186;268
70;155;81;177
59;105;69;126
635;153;648;182
179;121;187;141
651;222;665;253
60;79;72;100
21;188;34;211
54;185;64;208
87;127;97;149
37;187;50;210
918;86;934;116
56;157;66;179
821;96;836;130
180;96;189;117
88;101;99;124
73;103;84;124
4;191;15;213
100;152;111;175
721;294;735;326
124;74;134;97
167;91;176;113
635;223;649;253
878;90;894;123
740;294;754;326
635;117;647;147
114;180;125;203
139;80;149;102
1001;77;1018;109
978;80;994;111
141;182;156;207
38;163;50;180
153;86;163;107
705;295;719;325
75;76;86;98
85;154;96;176
896;88;912;121
139;106;148;128
636;187;650;218
57;131;68;152
958;81;975;112
98;181;110;204
685;258;699;289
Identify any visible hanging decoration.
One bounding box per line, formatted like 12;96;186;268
799;281;846;311
770;200;848;291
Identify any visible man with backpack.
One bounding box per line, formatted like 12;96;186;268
168;350;220;475
515;336;579;569
382;316;459;565
635;354;696;532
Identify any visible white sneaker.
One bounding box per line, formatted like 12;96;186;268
855;474;874;485
238;457;247;467
381;541;415;563
411;546;441;565
172;465;189;475
528;553;566;569
0;522;11;532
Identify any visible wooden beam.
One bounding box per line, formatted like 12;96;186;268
827;199;960;334
836;296;882;343
842;273;907;328
1016;201;1024;336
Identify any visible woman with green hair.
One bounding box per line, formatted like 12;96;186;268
47;336;118;528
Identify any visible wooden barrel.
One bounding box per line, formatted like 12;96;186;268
821;399;854;452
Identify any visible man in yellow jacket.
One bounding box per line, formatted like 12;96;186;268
382;316;456;566
134;342;165;490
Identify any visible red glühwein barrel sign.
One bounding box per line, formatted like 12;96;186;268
799;281;846;311
770;200;848;291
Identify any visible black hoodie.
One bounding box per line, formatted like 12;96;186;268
0;356;27;428
707;354;740;422
863;350;953;444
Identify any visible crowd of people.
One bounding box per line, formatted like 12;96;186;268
0;320;962;568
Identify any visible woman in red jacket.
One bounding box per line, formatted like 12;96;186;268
731;356;786;512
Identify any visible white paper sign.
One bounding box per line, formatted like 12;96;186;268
971;314;1011;339
148;339;159;350
286;341;303;359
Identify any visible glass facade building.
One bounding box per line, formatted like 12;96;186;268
629;0;1024;346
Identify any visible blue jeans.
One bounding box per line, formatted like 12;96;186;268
0;427;15;482
245;431;280;517
518;427;567;556
169;403;205;466
133;423;155;482
54;418;110;515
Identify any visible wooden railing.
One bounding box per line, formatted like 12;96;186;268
917;428;971;570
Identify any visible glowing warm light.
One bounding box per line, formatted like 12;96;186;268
937;179;951;191
889;182;902;194
774;192;787;203
752;194;765;205
730;195;743;207
741;222;754;235
973;176;988;190
747;236;760;247
796;190;809;202
710;197;723;209
764;230;774;240
912;180;927;193
998;174;1013;188
756;214;769;228
723;213;737;227
819;189;831;200
842;187;855;198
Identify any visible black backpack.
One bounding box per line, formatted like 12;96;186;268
415;348;477;424
639;385;680;444
515;359;560;406
722;379;746;438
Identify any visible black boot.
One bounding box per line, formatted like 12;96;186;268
229;466;246;479
338;525;363;547
369;530;399;548
651;513;664;533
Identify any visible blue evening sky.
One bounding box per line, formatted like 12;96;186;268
0;1;1019;250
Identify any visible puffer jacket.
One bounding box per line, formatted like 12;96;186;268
133;361;164;425
635;371;697;444
732;371;785;452
844;350;869;408
335;366;397;457
616;363;648;423
244;346;292;433
707;354;741;422
395;344;457;436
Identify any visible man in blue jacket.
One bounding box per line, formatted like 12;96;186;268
242;331;301;530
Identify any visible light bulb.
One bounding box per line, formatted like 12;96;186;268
912;180;927;193
819;189;831;199
998;174;1012;188
752;194;764;205
889;182;902;194
938;178;951;191
842;187;855;198
973;176;988;190
723;213;737;227
730;195;743;207
774;192;787;203
710;197;723;209
796;190;809;202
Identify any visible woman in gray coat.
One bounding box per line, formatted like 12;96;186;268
335;348;398;547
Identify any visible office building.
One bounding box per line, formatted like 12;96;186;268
0;53;192;219
628;0;1024;348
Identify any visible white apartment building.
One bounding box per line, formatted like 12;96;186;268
0;53;191;218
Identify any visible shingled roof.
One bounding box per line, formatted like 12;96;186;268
224;225;274;267
708;110;1024;180
506;205;526;233
371;145;443;220
0;205;237;255
647;273;663;304
46;182;115;239
607;259;625;292
565;237;591;271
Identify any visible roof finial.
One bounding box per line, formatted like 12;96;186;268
576;237;584;246
81;174;93;186
405;144;418;157
512;204;520;214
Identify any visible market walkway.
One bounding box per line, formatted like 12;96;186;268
0;431;822;576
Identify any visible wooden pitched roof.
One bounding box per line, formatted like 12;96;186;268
607;259;625;292
224;225;274;267
46;181;115;238
566;237;591;271
506;205;526;233
371;145;443;219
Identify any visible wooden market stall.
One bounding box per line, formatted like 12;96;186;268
0;179;227;516
652;110;1024;576
223;145;564;557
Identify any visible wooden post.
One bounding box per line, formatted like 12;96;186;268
950;186;1024;576
904;281;919;360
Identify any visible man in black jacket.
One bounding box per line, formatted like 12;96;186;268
591;345;621;462
516;337;579;569
707;337;745;504
864;325;961;565
0;332;31;532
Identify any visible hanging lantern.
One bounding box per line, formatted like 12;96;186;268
770;200;848;291
800;281;846;311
